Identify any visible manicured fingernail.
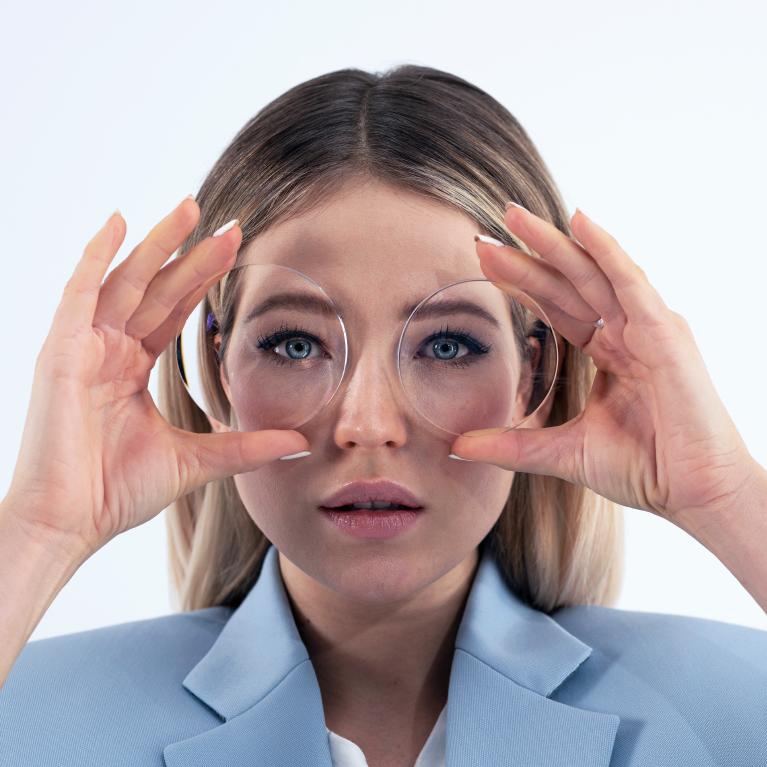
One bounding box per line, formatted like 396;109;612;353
505;201;530;213
474;234;505;247
184;194;196;201
448;453;474;462
213;218;239;237
279;450;311;461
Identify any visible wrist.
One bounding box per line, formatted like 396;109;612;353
0;497;94;572
0;499;91;687
672;454;766;537
674;458;767;612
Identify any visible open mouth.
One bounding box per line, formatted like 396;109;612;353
321;502;422;512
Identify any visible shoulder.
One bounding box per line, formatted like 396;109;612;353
4;605;232;694
550;604;767;762
552;601;767;677
0;606;232;765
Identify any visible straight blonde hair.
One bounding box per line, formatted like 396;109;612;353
158;64;624;615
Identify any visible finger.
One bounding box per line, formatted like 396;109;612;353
177;428;311;492
476;240;600;322
502;204;624;322
53;210;126;338
142;261;230;360
125;224;239;342
92;196;200;331
570;209;668;325
449;420;579;481
479;267;598;350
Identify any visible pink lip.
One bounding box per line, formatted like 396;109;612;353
320;507;422;539
318;479;425;510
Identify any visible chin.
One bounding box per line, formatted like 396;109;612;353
280;539;444;603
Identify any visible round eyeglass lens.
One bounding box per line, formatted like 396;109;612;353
396;279;559;436
176;263;348;433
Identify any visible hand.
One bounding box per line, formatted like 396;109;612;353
449;204;758;526
3;198;310;559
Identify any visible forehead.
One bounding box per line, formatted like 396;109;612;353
237;179;486;318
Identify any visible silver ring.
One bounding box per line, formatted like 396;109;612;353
593;317;605;329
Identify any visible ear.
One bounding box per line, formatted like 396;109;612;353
511;332;560;430
208;415;228;434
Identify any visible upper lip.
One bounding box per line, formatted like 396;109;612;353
319;480;425;509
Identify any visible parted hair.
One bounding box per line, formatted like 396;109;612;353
157;64;624;615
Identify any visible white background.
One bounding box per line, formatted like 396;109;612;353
1;0;764;640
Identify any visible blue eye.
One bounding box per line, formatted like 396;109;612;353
256;324;328;366
255;323;491;369
417;325;491;369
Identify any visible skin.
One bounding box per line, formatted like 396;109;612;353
212;176;550;766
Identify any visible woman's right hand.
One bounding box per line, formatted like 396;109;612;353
2;197;311;561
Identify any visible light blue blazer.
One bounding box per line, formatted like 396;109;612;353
2;539;766;766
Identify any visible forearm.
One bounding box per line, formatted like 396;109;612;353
675;459;767;613
0;501;90;689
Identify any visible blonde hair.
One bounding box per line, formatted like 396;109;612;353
158;64;624;615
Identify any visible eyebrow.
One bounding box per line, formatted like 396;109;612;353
242;291;501;329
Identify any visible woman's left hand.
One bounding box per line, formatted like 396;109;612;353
449;204;761;528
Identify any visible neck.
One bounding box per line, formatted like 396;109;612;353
278;547;481;728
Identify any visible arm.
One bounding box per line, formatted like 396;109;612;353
0;500;91;689
673;459;767;614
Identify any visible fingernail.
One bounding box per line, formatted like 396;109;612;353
505;201;530;213
462;426;508;437
448;453;474;462
184;194;196;201
213;218;239;237
279;450;311;461
474;233;505;247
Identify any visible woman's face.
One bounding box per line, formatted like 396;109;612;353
223;177;533;603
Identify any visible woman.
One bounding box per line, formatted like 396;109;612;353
1;65;765;767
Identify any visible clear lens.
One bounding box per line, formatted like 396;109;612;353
176;268;557;437
396;279;559;436
176;263;348;433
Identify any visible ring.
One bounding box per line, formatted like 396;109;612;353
593;317;605;329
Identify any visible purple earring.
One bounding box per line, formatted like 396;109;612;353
206;312;218;332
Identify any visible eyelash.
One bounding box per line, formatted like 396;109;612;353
418;324;492;368
255;323;328;368
255;323;492;368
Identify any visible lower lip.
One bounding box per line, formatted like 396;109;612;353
319;508;423;539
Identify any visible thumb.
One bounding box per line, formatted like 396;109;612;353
177;429;311;492
449;422;578;481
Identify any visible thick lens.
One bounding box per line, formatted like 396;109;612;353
176;264;347;432
397;279;558;436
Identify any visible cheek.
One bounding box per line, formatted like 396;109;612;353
233;468;293;538
442;464;514;531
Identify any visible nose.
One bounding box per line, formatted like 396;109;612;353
330;346;410;450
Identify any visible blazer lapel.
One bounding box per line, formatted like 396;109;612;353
164;541;619;767
445;541;620;766
163;544;333;767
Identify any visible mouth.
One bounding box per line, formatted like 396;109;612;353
320;502;423;512
319;500;424;539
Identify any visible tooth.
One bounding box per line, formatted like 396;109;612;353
348;501;400;510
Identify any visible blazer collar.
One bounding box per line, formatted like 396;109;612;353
164;541;619;767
